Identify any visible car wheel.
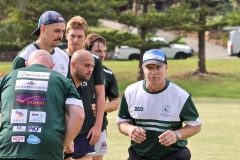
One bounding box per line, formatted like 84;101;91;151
175;52;187;59
128;54;139;60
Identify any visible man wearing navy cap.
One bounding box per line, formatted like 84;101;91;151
12;10;69;77
117;49;201;160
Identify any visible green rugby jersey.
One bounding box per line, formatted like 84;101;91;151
117;79;201;159
79;53;105;135
92;65;119;131
0;64;82;160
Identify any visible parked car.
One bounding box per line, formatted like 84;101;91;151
227;30;240;57
114;37;194;60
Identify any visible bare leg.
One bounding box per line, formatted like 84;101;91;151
92;155;103;160
75;155;92;160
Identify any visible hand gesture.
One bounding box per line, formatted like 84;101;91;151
128;126;146;144
158;130;177;146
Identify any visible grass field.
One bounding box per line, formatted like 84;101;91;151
1;58;240;159
1;58;240;98
103;58;240;98
105;98;240;160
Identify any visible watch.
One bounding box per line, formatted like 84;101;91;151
175;131;182;140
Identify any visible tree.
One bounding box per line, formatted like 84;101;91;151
107;0;169;80
158;1;229;75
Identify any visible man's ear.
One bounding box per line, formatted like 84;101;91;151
25;61;29;67
50;63;55;69
71;61;75;69
40;25;45;34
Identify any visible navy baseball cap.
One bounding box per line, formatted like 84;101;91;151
32;11;66;36
142;49;167;66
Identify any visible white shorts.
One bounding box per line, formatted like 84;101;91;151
93;130;107;156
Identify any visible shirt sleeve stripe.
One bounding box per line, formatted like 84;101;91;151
65;98;83;109
184;117;201;126
116;117;132;124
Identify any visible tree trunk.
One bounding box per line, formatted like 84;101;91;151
195;0;207;75
197;30;207;74
137;1;148;81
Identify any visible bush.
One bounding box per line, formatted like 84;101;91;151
0;43;21;52
0;41;31;52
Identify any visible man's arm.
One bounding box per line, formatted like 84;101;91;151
118;122;146;144
63;104;85;151
158;124;201;146
92;97;120;115
87;84;105;146
105;97;120;113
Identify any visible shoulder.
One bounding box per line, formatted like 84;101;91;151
103;66;113;75
92;53;100;60
167;80;190;98
54;47;69;58
18;43;37;60
125;81;142;94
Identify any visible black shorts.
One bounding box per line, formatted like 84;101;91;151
64;133;95;159
128;147;191;160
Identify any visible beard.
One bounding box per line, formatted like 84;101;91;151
76;73;88;82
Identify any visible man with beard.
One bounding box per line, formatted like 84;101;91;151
64;16;105;160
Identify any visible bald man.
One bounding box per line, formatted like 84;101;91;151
0;50;85;160
71;49;95;88
64;49;95;159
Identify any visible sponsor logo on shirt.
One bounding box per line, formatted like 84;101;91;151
27;134;41;144
15;93;46;107
15;80;48;91
17;71;50;79
29;111;46;123
27;126;42;133
135;107;144;111
11;109;28;123
13;126;26;132
12;136;25;142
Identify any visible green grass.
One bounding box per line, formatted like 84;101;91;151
105;98;240;160
1;61;240;159
103;58;240;98
1;58;240;98
0;62;12;75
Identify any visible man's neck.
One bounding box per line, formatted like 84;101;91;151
145;80;166;92
36;40;54;53
66;48;78;57
72;75;82;88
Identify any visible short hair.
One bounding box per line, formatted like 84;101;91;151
84;33;107;51
66;16;88;36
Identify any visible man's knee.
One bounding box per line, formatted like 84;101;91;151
178;148;191;160
163;148;191;160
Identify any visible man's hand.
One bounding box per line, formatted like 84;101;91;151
64;141;74;153
158;130;177;146
128;126;146;144
87;125;101;146
92;104;96;117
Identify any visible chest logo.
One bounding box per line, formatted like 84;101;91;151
60;64;65;70
162;105;170;115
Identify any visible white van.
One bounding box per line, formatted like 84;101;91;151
227;30;240;57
